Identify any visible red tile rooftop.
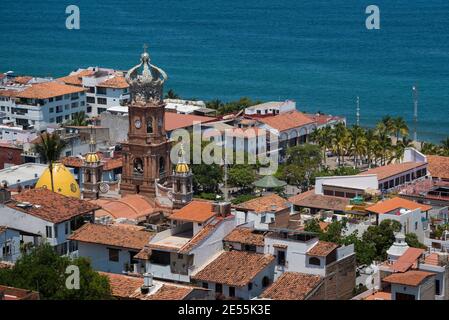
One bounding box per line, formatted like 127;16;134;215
192;251;275;287
15;81;86;99
256;110;315;132
383;270;435;287
236;193;289;214
363;291;391;300
169;200;216;223
307;241;338;257
427;155;449;180
68;223;153;250
164;112;216;132
366;197;432;215
259;272;323;300
7;188;100;223
90;194;155;220
391;247;425;272
224;227;266;247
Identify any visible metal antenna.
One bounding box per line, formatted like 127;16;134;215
356;96;360;126
412;85;418;142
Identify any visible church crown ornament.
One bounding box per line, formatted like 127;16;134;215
125;44;168;102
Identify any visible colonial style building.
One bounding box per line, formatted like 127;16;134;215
120;49;172;199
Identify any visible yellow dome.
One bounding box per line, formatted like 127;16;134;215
35;163;81;198
175;163;190;174
85;153;100;164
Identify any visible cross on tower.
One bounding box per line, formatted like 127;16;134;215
143;43;149;53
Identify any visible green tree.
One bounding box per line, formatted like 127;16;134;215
348;125;366;168
440;137;449;156
391;116;409;142
405;233;426;249
320;219;347;244
33;133;67;192
165;89;180;99
362;219;401;262
228;164;256;190
0;244;111;300
66;111;88;126
304;219;323;235
192;163;223;194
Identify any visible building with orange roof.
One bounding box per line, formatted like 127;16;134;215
233;193;292;231
259;272;324;300
366;197;431;242
191;250;276;299
263;228;356;299
0;285;40;300
100;272;212;300
69;223;154;274
0;188;99;256
144;202;236;283
427;155;449;182
0;80;87;131
382;270;436;300
57;67;130;117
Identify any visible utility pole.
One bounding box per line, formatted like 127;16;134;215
412;85;418;142
356;96;360;126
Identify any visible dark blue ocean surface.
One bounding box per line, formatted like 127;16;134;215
1;0;449;142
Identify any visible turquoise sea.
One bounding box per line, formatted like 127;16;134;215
1;0;449;142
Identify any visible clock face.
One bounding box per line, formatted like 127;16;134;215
134;118;141;129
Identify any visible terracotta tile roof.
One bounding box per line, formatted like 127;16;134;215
97;76;129;89
134;245;152;260
366;197;432;215
169;200;216;223
259;272;322;300
15;81;86;99
423;253;439;266
307;241;338;257
258;110;315;132
224;227;265;246
12;76;33;85
237;193;289;214
0;89;21;97
100;272;143;298
192;251;275;287
304;113;344;126
164;112;216;132
427;155;449;180
391;247;425;272
289;191;350;212
100;272;196;300
0;285;40;300
359;162;427;181
145;284;193;300
7;188;100;223
319;221;330;231
57;70;95;86
69;223;153;250
363;291;391;300
61;156;83;168
89;195;155;220
383;270;435;287
103;157;123;171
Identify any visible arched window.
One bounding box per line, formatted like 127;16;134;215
176;180;181;192
147;118;153;134
85;169;91;183
134;158;144;174
309;257;321;266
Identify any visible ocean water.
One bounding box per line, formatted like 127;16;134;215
1;0;449;142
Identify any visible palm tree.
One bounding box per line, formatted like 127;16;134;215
67;111;88;126
364;129;377;168
440;137;449;156
33;133;67;192
380;116;395;136
421;141;439;155
310;126;332;166
348;125;366;168
206;99;223;110
391;117;409;143
165;89;180;99
332;123;350;166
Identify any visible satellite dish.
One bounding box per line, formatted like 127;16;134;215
99;182;109;194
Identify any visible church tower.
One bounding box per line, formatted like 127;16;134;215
120;46;172;198
82;128;103;199
171;144;193;209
